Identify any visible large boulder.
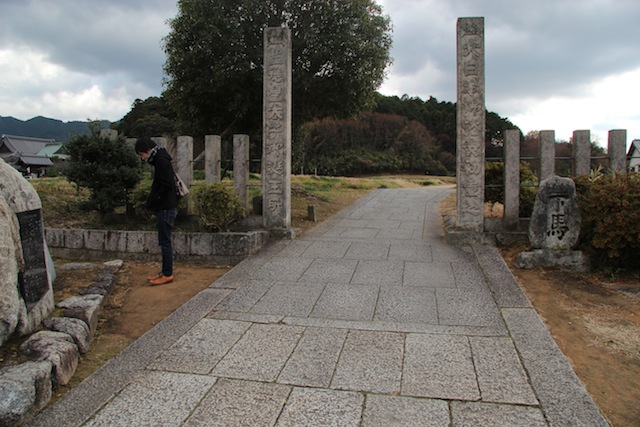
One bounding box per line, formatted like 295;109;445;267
0;159;55;336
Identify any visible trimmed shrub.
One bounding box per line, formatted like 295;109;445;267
574;172;640;270
192;184;246;232
129;178;154;221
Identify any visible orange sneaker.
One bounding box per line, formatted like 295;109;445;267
147;273;163;282
149;275;174;286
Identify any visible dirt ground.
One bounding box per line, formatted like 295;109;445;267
500;248;640;427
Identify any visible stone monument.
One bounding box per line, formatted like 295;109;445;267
456;17;485;232
516;175;588;271
262;27;292;230
0;159;55;343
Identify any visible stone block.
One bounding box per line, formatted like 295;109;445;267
362;395;449;427
84;230;105;251
19;331;79;385
0;361;52;426
310;284;378;321
105;231;127;253
57;294;103;335
172;232;190;256
44;228;64;248
529;175;580;250
126;231;145;253
515;249;589;272
451;401;547;426
65;229;84;249
190;233;213;256
43;317;92;354
102;259;124;274
143;231;161;254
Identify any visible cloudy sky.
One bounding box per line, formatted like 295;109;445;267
1;0;639;148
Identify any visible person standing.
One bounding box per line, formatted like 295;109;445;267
134;137;178;285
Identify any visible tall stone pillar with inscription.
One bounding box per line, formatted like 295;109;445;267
262;27;292;229
456;17;485;232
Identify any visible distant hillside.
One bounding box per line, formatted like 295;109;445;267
0;116;112;142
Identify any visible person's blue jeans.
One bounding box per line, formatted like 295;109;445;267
156;208;177;276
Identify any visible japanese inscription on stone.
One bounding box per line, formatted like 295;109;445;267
529;175;581;250
262;27;292;228
456;17;485;231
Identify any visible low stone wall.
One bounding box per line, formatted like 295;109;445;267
44;228;270;266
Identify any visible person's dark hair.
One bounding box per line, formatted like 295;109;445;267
134;137;157;153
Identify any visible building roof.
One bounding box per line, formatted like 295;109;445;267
628;139;640;157
0;134;61;167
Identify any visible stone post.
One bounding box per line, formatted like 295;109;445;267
151;137;167;150
608;129;627;173
539;130;555;181
205;135;221;184
573;130;591;176
233;134;250;208
176;136;193;213
503;129;520;230
262;27;292;229
456;17;485;232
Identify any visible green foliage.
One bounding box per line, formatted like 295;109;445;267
63;122;142;214
115;97;176;138
192;184;247;232
574;173;640;270
129;178;154;221
163;0;392;138
485;161;538;217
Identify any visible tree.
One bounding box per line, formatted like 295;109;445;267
114;97;176;138
64;122;142;214
162;0;392;138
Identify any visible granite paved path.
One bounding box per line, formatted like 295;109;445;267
30;187;609;426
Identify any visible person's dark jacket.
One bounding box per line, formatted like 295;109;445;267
147;147;178;211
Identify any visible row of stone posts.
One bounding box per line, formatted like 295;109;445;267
502;129;629;230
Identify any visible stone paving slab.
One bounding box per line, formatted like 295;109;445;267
470;336;539;405
402;333;480;400
298;258;358;283
437;288;503;327
183;378;290;427
310;284;379;321
450;401;548;427
374;286;438;323
403;261;456;287
250;281;325;317
275;388;364;427
331;330;404;393
84;370;216;426
211;323;304;382
148;319;251;374
278;327;347;388
351;260;404;286
362;395;450;427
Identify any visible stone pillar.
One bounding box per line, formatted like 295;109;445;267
205;135;221;184
503;129;520;230
233;134;250;208
573;130;591;176
151;137;168;150
608;129;627;173
176;136;193;213
456;17;485;232
262;27;292;229
539;130;555;181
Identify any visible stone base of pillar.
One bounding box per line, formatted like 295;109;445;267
515;249;589;272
